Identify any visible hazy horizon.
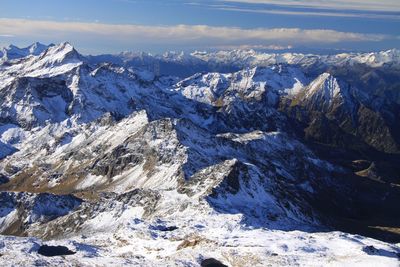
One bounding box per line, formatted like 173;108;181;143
0;0;399;54
1;41;399;57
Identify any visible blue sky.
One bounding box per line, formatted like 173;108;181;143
0;0;399;54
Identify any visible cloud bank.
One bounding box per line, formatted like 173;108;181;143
0;18;388;48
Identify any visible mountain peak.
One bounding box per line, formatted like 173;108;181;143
50;42;75;54
39;42;83;65
297;72;355;112
0;42;84;79
0;42;51;61
6;44;19;50
27;42;51;55
306;72;339;98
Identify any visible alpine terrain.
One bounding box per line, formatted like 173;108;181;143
0;42;399;266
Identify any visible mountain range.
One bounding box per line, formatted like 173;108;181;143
0;42;399;266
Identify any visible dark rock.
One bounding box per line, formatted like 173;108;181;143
201;258;228;267
37;245;75;257
90;145;143;179
156;225;178;232
0;175;9;185
362;245;400;259
149;220;178;232
363;245;378;254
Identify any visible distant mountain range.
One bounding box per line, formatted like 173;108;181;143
86;46;400;76
0;42;399;266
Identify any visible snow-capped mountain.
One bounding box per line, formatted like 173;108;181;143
0;42;51;63
191;48;400;68
0;43;399;266
292;72;356;115
175;66;308;106
87;48;400;79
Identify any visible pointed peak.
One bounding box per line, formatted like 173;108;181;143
320;72;334;79
40;42;75;55
313;72;340;85
28;42;47;48
313;72;338;86
53;42;75;52
45;42;79;56
27;42;49;55
29;42;43;48
6;44;19;50
36;42;83;66
304;72;343;101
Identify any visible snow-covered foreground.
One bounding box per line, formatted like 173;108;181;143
1;190;399;266
1;213;399;266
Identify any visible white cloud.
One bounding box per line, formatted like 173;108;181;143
217;7;400;19
0;18;387;48
221;0;400;12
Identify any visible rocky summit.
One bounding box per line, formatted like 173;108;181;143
0;43;399;266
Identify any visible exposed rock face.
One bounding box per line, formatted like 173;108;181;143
0;192;82;235
0;43;399;266
282;72;400;155
0;77;73;128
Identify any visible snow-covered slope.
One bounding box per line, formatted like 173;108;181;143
0;43;399;266
175;66;307;106
1;204;399;266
